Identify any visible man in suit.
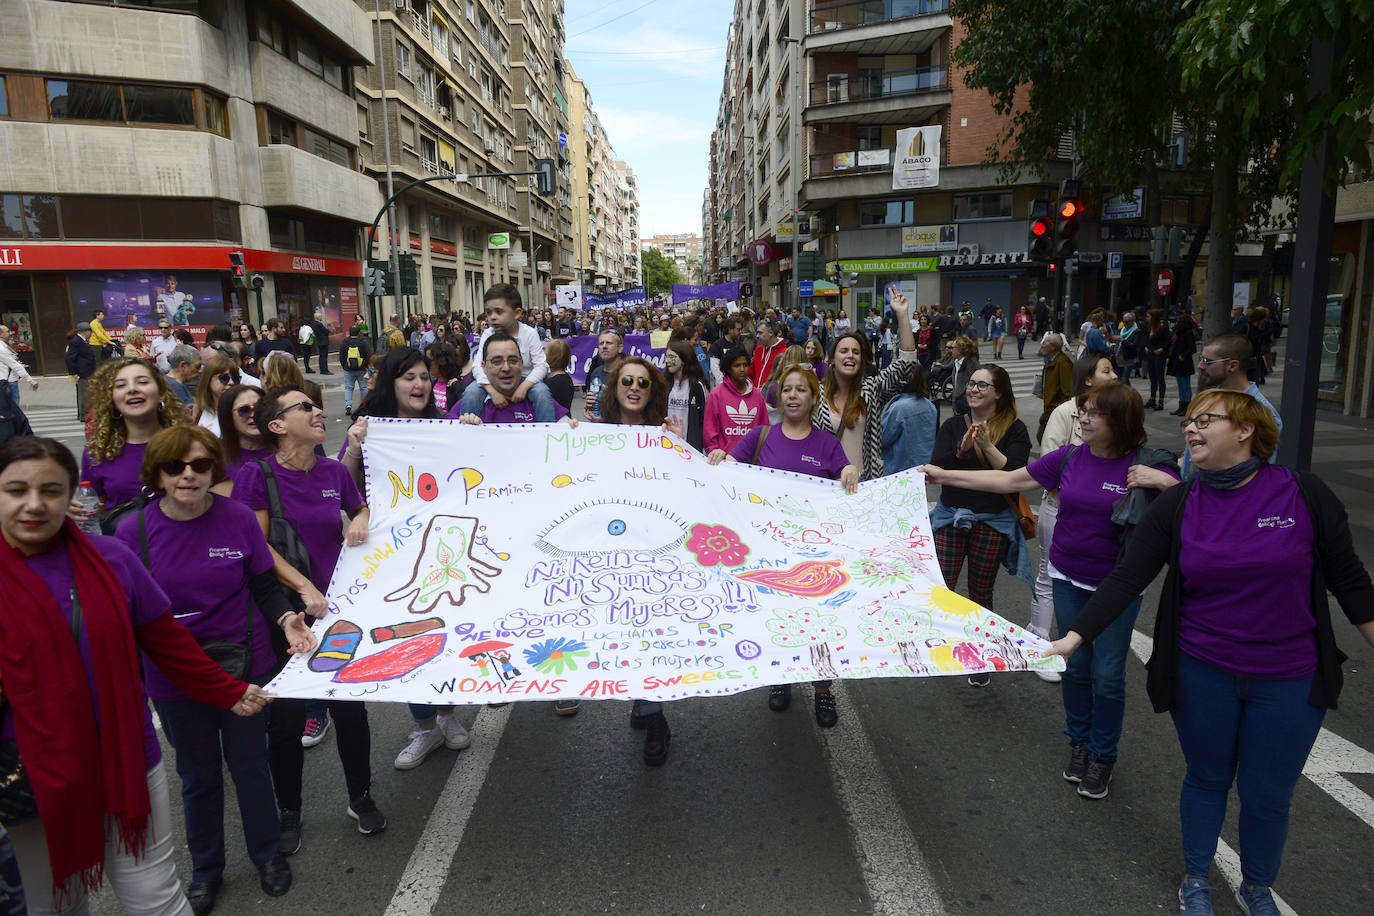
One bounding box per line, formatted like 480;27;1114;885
65;321;98;420
1036;332;1073;442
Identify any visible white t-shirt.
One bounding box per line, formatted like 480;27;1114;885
667;379;690;431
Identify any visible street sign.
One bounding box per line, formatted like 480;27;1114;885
1077;251;1103;264
558;132;568;148
799;281;814;297
1156;268;1174;296
1106;251;1123;279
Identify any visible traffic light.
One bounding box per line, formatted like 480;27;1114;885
365;261;392;296
1028;214;1053;261
534;158;556;197
397;253;419;296
1167;227;1185;263
228;251;246;287
1053;196;1083;259
1151;226;1168;265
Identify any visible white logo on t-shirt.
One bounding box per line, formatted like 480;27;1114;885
1101;482;1128;495
321;489;341;499
1257;516;1295;529
801;455;821;467
208;547;245;560
725;400;756;426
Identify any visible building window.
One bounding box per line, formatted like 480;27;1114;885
48;81;123;121
400;116;416;150
203;93;229;137
257;16;286;54
858;200;913;226
1161;197;1191;225
267;110;297;145
303;127;352;167
419;135;438;171
266;209;357;258
430;212;454;240
296;36;324;77
0;77;7;117
953;191;1013;221
856;126;883;150
358;104;369;139
122;84;195;126
397;41;412;79
0;194;59;240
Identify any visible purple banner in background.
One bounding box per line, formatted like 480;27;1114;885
563;333;664;386
583;286;647;310
671;281;739;305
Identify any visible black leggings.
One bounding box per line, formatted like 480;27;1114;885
268;698;371;809
1147;354;1167;402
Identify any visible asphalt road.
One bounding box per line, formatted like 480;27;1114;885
20;353;1374;916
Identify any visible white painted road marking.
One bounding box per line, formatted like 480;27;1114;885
383;703;513;916
817;683;947;916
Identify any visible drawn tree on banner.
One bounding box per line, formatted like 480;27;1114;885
766;607;847;679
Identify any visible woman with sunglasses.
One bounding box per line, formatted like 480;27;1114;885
80;357;184;518
926;381;1177;795
596;357;680;765
341;349;473;768
924;365;1031;688
0;436;270;915
1041;390;1374;914
710;365;858;726
115;426;315;913
214;385;269;484
192;356;240;437
233;386;381;849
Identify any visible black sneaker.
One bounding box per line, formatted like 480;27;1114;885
1063;744;1089;784
347;791;387;835
642;713;670;766
768;684;792;712
813;690;838;728
278;809;302;855
1077;756;1113;799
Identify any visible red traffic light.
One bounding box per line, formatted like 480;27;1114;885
1031;217;1052;237
1058;199;1084;220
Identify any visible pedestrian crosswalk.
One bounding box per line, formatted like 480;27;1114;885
24;406;89;445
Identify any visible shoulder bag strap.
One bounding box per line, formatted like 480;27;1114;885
968;418;1026;519
68;585;84;645
752;425;771;465
257;458;286;523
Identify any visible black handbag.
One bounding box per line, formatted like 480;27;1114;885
256;459;313;587
100;488;154;535
0;585;87;824
138;507;253;680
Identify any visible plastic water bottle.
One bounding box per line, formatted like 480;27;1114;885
75;482;102;536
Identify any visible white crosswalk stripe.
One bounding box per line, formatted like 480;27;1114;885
24;407;89;441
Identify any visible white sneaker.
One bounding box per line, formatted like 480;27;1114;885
435;712;471;750
1035;669;1062;683
394;729;446;769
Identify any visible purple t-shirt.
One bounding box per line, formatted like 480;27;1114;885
1028;446;1178;587
81;442;148;508
3;536;169;768
232;454;363;594
1177;464;1317;679
477;399;568;424
731;425;850;480
224;445;272;482
114;496;277;700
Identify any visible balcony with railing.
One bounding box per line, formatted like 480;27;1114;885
805;65;951;123
808;0;952;53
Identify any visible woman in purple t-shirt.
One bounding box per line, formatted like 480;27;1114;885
79;357;183;520
117;425;315;911
711;365;858;728
214;384;271;487
233;386;384;846
924;382;1177;799
1044;390;1374;914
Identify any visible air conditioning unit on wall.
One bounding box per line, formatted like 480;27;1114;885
958;243;981;260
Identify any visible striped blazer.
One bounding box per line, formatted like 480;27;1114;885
812;350;918;481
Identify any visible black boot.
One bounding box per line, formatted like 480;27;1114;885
1171;400;1190;417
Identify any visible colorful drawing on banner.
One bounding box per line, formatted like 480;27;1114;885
265;420;1063;703
685;523;751;567
383;515;503;613
734;560;850;597
333;634;447;683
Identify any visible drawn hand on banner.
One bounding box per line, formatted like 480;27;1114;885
384;514;503;613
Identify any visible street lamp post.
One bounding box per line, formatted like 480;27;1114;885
782;34;803;319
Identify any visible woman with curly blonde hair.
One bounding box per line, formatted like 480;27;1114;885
122;325;150;360
192;354;241;436
80;357;182;513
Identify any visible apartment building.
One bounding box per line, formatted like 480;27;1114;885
643;232;703;282
563;61;637;291
704;0;1075;319
0;0;380;373
615;160;642;286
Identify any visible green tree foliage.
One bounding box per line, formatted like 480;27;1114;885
641;247;682;300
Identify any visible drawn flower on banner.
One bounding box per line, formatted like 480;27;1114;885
858;608;938;647
523;637;591;675
684;523;751;567
766;607;847;647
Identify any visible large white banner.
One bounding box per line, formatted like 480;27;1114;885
893;126;942;190
553;284;582;311
267;420;1062;703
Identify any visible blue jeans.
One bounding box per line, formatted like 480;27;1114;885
155;697;280;880
1053;578;1142;764
1176;373;1193;404
7;381;19;407
458;377;554;421
342;369;366;410
408;702;454;724
0;825;24;916
1170;652;1323;885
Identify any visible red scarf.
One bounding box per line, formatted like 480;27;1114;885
0;520;151;899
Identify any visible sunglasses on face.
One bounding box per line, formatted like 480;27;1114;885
619;375;652;390
216;372;238;386
159;457;215;476
234;404;257;418
274;400;321;419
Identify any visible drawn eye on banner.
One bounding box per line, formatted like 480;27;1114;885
266;420;1062;703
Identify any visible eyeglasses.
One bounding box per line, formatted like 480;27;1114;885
966;380;995;391
1181;412;1229;430
216;372;238;386
158;457;215;476
619;375;652;390
485;355;522;367
1196;356;1230;368
234;405;257;418
274;400;321;419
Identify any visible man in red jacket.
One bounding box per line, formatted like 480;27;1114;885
749;319;787;389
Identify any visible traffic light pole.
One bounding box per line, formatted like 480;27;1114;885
365;169;543;332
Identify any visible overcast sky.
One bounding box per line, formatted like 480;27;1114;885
562;0;731;238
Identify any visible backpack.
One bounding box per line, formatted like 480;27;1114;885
341;338;366;371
